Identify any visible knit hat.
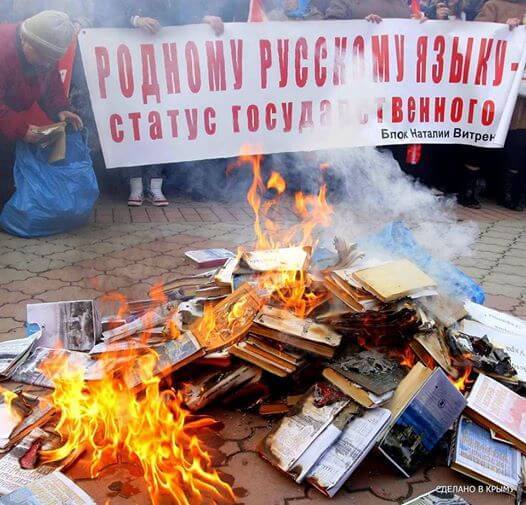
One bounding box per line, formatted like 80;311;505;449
21;10;74;61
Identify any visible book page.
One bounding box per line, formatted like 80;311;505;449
266;394;348;472
27;301;96;352
308;408;390;495
467;374;526;445
0;472;95;504
464;301;526;336
255;306;341;347
243;247;308;272
455;417;521;490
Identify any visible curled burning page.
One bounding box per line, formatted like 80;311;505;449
101;301;177;343
242;247;310;272
460;319;526;382
192;284;262;353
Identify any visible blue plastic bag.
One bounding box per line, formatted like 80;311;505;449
359;221;485;304
0;131;99;238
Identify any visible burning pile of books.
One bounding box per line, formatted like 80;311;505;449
1;242;525;503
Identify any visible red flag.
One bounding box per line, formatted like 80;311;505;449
248;0;267;21
411;0;421;16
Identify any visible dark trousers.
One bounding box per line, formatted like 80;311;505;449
503;129;526;201
0;142;15;209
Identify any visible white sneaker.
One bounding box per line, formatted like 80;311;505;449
128;177;144;207
148;178;169;207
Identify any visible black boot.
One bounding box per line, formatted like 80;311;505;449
497;170;524;211
457;168;481;209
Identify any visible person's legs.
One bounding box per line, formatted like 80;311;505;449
457;146;482;209
125;166;145;206
144;165;168;206
499;129;526;211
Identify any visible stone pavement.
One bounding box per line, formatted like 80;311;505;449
0;197;524;505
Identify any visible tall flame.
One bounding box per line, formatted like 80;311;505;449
232;152;334;317
41;344;234;504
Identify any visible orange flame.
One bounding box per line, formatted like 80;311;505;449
231;152;333;317
41;334;233;504
451;365;473;392
388;346;417;369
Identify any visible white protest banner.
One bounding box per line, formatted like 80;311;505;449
79;20;526;168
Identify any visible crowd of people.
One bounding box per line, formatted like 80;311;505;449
0;0;524;211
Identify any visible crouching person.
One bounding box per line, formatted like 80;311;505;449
0;10;82;206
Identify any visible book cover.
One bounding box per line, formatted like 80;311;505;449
329;349;406;396
466;374;526;450
452;416;522;491
185;249;235;268
26;301;97;352
378;368;466;476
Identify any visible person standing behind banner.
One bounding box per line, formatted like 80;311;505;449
325;0;411;19
423;0;491;208
476;0;526;210
0;10;82;207
266;0;325;19
6;0;93;29
120;0;225;207
424;0;488;19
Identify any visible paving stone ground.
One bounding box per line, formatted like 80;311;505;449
0;196;524;505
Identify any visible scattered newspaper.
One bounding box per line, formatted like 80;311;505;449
10;348;106;388
0;334;39;378
0;471;95;504
307;408;391;497
265;393;348;472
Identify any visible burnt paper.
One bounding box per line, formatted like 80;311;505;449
330;349;406;396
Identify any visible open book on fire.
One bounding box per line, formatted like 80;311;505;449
251;305;342;358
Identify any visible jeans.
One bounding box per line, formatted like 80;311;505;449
125;165;164;182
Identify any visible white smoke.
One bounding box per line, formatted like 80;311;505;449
312;146;478;261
